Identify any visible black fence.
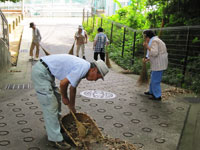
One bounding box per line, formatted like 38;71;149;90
0;9;9;47
83;11;200;90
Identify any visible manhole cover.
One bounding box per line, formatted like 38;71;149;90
80;90;116;99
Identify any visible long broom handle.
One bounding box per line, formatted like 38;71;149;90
39;44;51;56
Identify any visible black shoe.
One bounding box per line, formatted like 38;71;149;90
83;56;86;59
149;96;162;101
48;140;71;150
144;91;153;96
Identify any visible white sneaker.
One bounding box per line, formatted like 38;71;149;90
34;57;39;61
29;56;33;60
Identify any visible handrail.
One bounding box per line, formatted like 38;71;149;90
0;8;9;47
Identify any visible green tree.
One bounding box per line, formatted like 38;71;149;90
0;0;20;2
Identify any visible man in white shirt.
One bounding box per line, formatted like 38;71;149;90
29;22;42;61
31;54;109;149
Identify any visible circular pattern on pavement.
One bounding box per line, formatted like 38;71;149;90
0;131;9;136
82;99;90;102
131;119;141;124
80;90;116;99
104;115;113;120
25;102;34;105
35;111;43;115
129;103;137;106
21;98;29;101
139;108;148;112
0;116;4;120
123;132;134;137
97;109;106;113
29;106;38;110
114;106;123;109
123;112;132;116
16;113;25;117
105;101;114;104
12;108;22;112
150;115;159;119
23;137;34;142
0;123;7;127
89;103;98;107
21;128;32;133
142;127;152;132
113;123;123;128
0;140;10;146
6;103;15;107
17;120;28;125
154;138;166;143
159;123;169;127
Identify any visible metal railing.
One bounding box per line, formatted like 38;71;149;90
83;11;200;89
0;9;9;47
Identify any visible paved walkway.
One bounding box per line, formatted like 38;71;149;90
0;17;199;150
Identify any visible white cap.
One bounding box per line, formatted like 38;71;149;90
94;60;109;80
78;25;83;29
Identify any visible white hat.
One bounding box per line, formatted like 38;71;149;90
78;25;83;29
94;60;109;80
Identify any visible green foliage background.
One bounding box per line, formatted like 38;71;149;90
83;0;200;94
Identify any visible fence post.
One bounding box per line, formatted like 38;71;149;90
122;26;126;57
92;15;95;31
82;8;85;25
131;31;136;65
87;11;89;26
181;27;190;86
110;22;113;44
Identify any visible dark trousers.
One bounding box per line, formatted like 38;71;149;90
94;49;105;61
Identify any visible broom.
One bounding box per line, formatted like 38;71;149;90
137;47;149;86
40;45;51;56
105;46;111;68
68;41;75;55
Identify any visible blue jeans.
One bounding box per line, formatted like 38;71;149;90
149;71;163;98
31;61;63;142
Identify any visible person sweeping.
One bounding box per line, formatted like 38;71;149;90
142;30;168;101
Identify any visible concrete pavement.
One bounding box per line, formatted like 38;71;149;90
0;17;199;150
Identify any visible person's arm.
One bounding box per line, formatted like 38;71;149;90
69;86;77;113
60;78;70;105
37;29;42;41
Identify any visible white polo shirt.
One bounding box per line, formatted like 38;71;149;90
41;54;90;87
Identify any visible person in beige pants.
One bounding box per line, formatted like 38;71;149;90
29;22;42;61
74;25;88;59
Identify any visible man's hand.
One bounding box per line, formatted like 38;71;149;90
62;97;69;105
143;41;150;50
142;57;149;63
68;104;76;113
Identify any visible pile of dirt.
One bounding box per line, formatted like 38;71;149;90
162;87;191;100
61;113;138;150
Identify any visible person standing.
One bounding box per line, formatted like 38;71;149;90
143;30;168;101
74;25;88;59
31;54;109;149
29;22;42;61
93;27;109;61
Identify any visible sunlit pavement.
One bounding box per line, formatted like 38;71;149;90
0;17;199;150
